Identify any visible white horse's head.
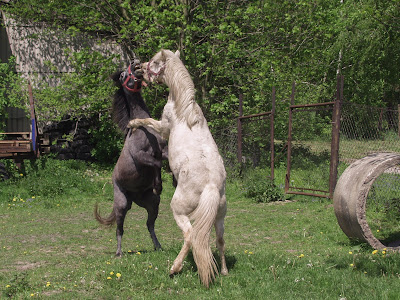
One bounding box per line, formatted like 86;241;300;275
142;49;180;84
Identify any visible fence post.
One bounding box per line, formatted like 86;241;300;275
28;81;39;157
237;94;243;164
398;104;400;138
329;75;343;198
270;86;275;180
285;81;295;193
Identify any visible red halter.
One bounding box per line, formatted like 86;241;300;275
122;64;142;93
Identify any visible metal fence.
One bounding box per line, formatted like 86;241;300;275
213;76;400;201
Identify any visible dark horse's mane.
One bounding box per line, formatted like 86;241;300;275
111;71;151;136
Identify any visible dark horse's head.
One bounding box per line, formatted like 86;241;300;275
111;59;151;136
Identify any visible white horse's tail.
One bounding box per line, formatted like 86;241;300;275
191;184;220;287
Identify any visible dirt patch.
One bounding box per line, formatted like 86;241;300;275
15;261;45;271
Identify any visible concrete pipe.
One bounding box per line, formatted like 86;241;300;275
333;152;400;250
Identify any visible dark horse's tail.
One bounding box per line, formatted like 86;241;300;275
94;203;116;226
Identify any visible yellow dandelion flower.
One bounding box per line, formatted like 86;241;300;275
109;271;114;275
298;254;305;258
107;277;112;280
382;250;386;255
46;282;51;287
244;250;248;254
116;273;121;278
372;250;378;255
350;263;354;267
349;251;353;255
20;174;23;177
136;251;141;255
106;261;111;265
376;229;380;232
6;285;11;288
249;251;254;255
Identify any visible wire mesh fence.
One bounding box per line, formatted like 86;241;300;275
339;102;400;167
212;99;400;200
339;103;400;242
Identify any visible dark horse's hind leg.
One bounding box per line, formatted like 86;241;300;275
138;189;162;250
114;185;132;257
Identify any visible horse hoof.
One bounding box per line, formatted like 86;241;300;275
115;252;123;258
221;269;228;276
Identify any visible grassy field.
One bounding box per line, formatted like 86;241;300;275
1;158;400;299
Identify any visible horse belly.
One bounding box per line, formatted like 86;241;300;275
113;161;154;192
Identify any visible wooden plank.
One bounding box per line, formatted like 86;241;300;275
0;132;31;135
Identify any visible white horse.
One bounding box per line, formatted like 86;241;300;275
128;49;228;287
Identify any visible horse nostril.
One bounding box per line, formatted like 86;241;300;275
134;69;143;78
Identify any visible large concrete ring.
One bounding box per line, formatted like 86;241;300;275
333;152;400;250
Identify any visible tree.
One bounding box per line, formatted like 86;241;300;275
2;0;398;139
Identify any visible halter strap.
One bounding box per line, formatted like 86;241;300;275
122;64;142;93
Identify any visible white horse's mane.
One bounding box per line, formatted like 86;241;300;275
162;50;203;128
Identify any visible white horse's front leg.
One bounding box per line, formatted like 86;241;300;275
128;118;170;139
127;118;154;130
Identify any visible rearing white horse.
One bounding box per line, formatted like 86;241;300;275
128;49;228;287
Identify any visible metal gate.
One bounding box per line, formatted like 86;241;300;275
285;76;343;198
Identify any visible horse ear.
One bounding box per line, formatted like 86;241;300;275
174;50;180;58
160;49;166;61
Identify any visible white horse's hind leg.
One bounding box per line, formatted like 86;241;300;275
170;213;192;276
215;204;228;275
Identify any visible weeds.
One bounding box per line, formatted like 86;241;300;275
2;273;30;298
241;168;284;203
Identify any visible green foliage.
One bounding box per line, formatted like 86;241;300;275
0;56;28;131
2;273;30;298
0;157;111;204
243;168;284;203
2;0;399;147
88;114;124;163
33;48;119;122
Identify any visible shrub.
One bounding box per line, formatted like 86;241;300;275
243;168;284;203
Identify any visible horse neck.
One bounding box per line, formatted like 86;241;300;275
113;90;151;134
164;59;202;128
164;60;195;101
125;92;151;119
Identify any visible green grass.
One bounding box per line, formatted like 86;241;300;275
1;158;400;299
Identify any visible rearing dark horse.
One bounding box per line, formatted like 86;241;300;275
94;60;168;256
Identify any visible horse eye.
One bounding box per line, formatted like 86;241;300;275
119;72;127;81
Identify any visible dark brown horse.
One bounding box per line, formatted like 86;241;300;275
94;60;168;256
